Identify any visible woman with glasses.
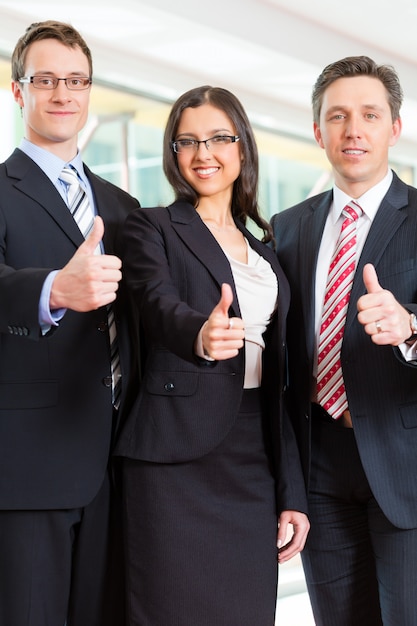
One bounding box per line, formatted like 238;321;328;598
115;85;309;626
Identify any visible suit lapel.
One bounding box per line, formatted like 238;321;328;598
167;201;288;320
7;149;84;248
85;166;119;254
300;191;332;357
167;201;242;316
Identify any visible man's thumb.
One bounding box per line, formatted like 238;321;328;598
78;216;104;255
363;263;382;294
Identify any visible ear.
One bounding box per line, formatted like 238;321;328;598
12;81;24;108
313;122;324;149
389;117;402;147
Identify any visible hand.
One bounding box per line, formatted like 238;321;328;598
277;510;310;564
50;216;122;312
357;263;411;346
201;283;244;360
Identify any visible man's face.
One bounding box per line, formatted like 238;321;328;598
314;75;401;197
12;38;91;160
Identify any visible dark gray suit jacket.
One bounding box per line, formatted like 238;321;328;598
115;200;308;515
272;171;417;528
0;148;139;509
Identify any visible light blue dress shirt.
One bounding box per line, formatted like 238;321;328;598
19;138;97;332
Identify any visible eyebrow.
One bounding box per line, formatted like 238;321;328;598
325;104;386;114
176;128;233;138
31;70;90;76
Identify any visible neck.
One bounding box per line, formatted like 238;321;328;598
202;218;237;232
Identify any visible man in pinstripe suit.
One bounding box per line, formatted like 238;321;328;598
271;56;417;625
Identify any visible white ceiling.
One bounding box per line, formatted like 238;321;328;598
1;0;417;161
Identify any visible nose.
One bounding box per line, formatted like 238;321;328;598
345;114;362;138
196;140;210;153
195;141;211;158
51;80;72;100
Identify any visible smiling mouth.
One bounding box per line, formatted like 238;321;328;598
343;149;366;155
195;167;219;175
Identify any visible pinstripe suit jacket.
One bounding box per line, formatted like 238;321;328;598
271;171;417;528
114;200;308;515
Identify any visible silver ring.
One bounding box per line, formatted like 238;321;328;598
228;319;234;330
375;320;382;333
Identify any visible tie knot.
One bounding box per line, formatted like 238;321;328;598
60;165;79;186
343;201;362;223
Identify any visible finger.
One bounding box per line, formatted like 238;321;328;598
78;215;104;256
213;283;234;319
363;263;383;294
277;522;288;550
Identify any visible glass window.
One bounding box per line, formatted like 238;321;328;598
0;57;414;214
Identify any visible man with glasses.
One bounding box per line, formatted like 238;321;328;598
0;20;139;626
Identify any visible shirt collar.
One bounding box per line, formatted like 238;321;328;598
19;137;87;187
332;169;393;224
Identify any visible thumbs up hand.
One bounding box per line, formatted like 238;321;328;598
357;263;411;345
50;216;123;312
202;283;245;360
76;213;104;257
362;262;383;295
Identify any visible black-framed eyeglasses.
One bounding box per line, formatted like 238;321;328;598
171;134;240;154
18;76;92;90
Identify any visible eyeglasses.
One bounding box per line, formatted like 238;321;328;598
171;134;240;154
18;76;92;90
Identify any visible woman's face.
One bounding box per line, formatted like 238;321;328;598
174;103;242;207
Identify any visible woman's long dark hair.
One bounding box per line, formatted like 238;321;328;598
163;86;272;243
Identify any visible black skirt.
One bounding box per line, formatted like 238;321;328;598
123;389;278;626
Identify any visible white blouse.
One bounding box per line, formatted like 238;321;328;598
226;240;278;388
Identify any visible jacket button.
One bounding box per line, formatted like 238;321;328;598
97;321;108;332
102;376;112;388
164;382;175;392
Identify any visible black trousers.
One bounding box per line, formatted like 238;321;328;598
0;467;124;626
302;406;417;626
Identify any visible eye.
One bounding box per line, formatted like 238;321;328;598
68;77;85;87
36;76;55;86
177;139;197;148
210;135;230;144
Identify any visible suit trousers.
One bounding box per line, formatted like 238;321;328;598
301;405;417;626
0;467;123;626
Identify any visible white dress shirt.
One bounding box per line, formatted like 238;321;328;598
195;239;278;388
313;169;414;374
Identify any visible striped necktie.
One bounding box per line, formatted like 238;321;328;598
60;166;96;242
60;165;122;408
316;201;362;419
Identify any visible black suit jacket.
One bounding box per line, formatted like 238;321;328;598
0;148;139;509
115;200;308;515
272;171;417;528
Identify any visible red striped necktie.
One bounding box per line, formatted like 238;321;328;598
316;201;362;419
